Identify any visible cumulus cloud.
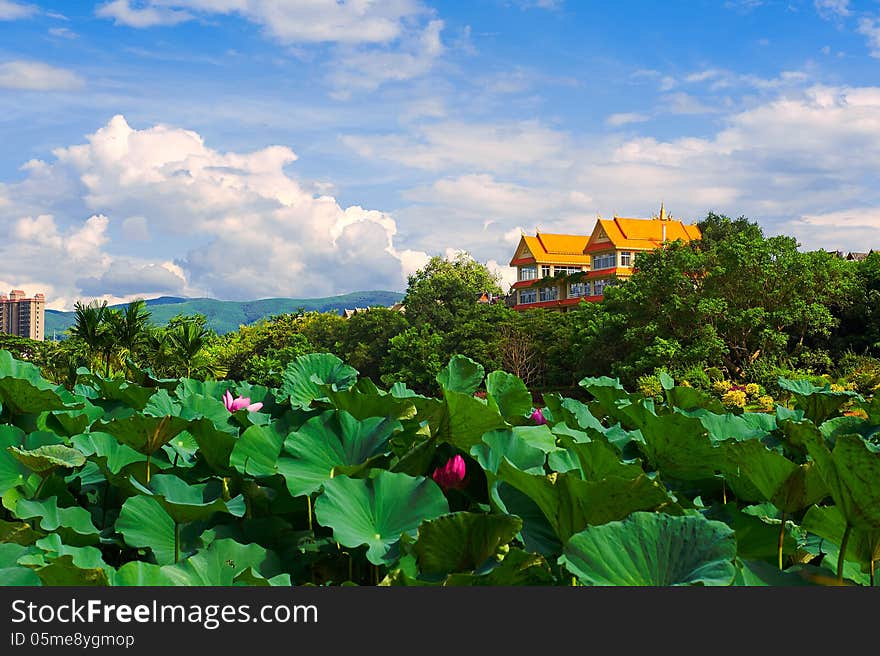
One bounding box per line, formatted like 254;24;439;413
0;60;85;91
606;112;650;127
814;0;851;20
858;18;880;58
0;115;426;309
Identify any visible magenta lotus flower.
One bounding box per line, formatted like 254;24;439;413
432;455;467;491
530;407;547;425
223;389;263;413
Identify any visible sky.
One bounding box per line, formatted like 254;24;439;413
2;0;880;310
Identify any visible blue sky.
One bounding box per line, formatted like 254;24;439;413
2;0;880;308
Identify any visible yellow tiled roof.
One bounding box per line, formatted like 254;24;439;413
596;217;701;249
514;234;592;265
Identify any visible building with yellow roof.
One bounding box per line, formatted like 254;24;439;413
508;205;701;311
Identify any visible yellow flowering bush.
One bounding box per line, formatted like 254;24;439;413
680;380;692;387
830;383;845;392
757;395;774;411
745;383;760;397
722;390;747;407
712;380;732;394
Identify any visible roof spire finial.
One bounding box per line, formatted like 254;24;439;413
659;201;666;221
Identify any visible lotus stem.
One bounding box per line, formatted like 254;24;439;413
34;475;49;499
722;480;727;505
146;454;152;484
870;558;875;587
174;522;180;564
777;511;785;570
307;495;313;532
837;523;852;583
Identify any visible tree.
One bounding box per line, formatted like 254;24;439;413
68;300;108;373
335;307;408;384
403;252;503;333
103;299;152;376
163;316;221;378
380;325;444;394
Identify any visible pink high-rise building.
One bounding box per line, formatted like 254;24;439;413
0;290;45;341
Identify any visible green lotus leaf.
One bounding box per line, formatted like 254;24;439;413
662;382;727;414
471;429;547;476
705;502;797;561
777;377;861;424
431;390;507;451
0;567;41;586
187;418;237;474
315;471;450;565
498;460;674;544
485;371;533;423
722;439;828;512
44;401;104;437
548;436;644;482
76;374;157;410
560;512;737;586
14;496;99;546
325;381;418;422
33;554;109;586
112;561;174;586
635;411;724;480
230;423;286;478
128;474;246;524
0;350;70;414
437;355;484;395
0;517;41;545
801;505;880;575
116;495;178;565
577;376;649;428
94;413;191;456
823;417;880;447
543;394;606;433
19;533;108;572
0;543;42;586
280;353;358;409
733;559;822;586
445;549;555;586
414;512;523;575
278;410;399;498
71;432;146;475
0;425;28;495
682;409;776;443
160;538;286;586
7;444;86;473
177;392;237;433
802;431;880;530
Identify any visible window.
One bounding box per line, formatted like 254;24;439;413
555;265;583;275
593;278;609;296
519;266;537;281
569;282;588;297
519;289;537;304
540;265;551;278
592;253;615;270
619;251;632;267
539;287;559;302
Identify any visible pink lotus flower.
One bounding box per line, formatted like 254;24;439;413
530;407;547;425
432;455;467;491
223;389;263;413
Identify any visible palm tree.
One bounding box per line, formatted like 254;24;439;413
68;300;108;373
106;299;152;373
165;319;212;378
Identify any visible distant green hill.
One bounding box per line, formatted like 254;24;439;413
45;291;405;338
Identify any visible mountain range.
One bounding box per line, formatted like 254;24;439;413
44;291;405;338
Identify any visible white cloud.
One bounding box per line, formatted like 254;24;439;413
342;120;568;172
328;19;444;97
96;0;427;44
0;60;85;91
95;0;193;27
606;112;650;127
858;18;880;58
0;0;35;20
814;0;851;20
48;27;78;39
0;115;425;308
